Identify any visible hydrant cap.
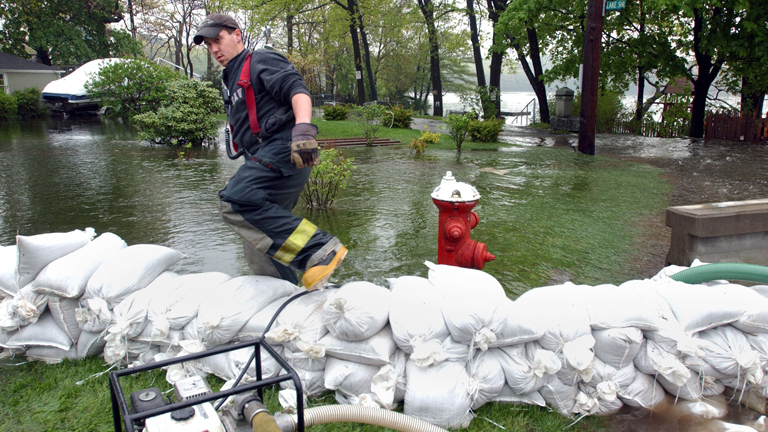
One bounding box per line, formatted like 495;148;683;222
431;171;481;202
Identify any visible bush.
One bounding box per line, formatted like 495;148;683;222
352;104;387;145
408;138;428;155
571;90;632;133
301;147;355;209
13;88;48;119
459;86;499;120
444;113;472;151
0;91;17;120
420;125;441;144
389;105;413;129
323;104;349;121
86;58;183;119
469;118;504;143
133;78;222;155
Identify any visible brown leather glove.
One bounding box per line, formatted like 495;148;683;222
290;123;319;169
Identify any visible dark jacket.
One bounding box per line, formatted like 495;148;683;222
222;49;310;156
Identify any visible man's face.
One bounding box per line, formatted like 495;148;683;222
203;28;243;68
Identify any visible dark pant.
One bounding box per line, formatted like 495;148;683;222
219;131;337;285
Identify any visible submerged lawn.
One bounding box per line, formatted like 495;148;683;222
0;118;669;432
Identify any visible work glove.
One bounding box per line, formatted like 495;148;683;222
290;123;320;169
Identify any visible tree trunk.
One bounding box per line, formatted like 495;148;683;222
345;0;366;105
635;66;646;121
357;11;377;101
741;75;766;116
127;0;136;38
689;8;723;138
486;0;507;115
467;0;486;87
36;48;52;66
287;14;294;54
526;26;548;123
418;0;443;116
577;0;603;154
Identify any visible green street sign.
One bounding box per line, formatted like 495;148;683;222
605;0;626;10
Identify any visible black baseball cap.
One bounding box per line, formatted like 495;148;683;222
193;13;240;45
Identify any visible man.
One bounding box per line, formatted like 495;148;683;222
193;13;346;290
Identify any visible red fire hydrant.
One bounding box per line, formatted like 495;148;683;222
432;171;495;269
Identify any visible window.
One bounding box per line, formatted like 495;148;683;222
0;73;6;94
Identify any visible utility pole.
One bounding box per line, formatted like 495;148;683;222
577;0;604;155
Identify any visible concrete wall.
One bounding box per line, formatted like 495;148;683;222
3;71;61;94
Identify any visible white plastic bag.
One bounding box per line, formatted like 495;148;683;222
16;228;95;289
617;371;666;409
321;281;390;342
32;232;127;298
696;325;763;386
593;327;644;369
387;276;449;354
496;342;561;395
404;359;474;429
324;357;380;399
467;349;506;409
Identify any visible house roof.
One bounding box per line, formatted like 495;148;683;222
0;51;63;72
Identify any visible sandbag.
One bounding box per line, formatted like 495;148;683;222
283;345;327;372
584;360;637;403
31;232;127;298
696;325;763;386
634;339;691;387
6;311;72;351
404;359;474;429
103;336;152;365
0;245;17;296
265;289;331;352
496;342;561;395
148;272;233;337
280;366;326;397
409;335;469;367
237;295;293;341
589;281;678;330
82;244;185;308
388;276;449;354
467;349;505;409
555;334;597;385
25;345;77;364
491;385;546;407
48;296;81;343
321;281;390;342
617;371;666;409
324;357;380;400
539;375;579;417
593;327;644;369
487;299;543;348
656;370;703;401
654;279;752;333
16;228;95;289
194;345;284;382
427;261;507;350
319;325;396;366
77;330;107;359
107;271;180;340
0;285;49;331
575;382;624;416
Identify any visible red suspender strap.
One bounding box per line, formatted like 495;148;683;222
237;53;261;135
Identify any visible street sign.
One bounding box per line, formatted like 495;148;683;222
605;0;626;10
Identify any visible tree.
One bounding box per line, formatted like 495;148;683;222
416;0;446;116
0;0;138;66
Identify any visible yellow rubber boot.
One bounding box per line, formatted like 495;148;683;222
302;245;348;291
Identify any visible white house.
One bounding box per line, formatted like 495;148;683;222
0;51;63;94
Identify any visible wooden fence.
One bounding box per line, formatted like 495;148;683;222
704;111;768;143
608;118;689;138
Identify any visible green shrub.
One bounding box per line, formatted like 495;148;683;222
13;87;48;119
459;86;499;120
352;104;387;145
571;90;632;133
389;105;413;129
133;78;222;155
0;91;17;120
86;58;183;119
420;125;441;144
408;137;428;155
444;113;472;151
469;118;504;142
323;104;349;121
301;147;356;208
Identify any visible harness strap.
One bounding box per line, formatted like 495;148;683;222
238;52;261;135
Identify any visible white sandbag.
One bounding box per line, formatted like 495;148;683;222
617;371;666;409
404;359;474;429
148;272;233;337
0;285;49;331
370;362;399;409
728;283;768;334
390;349;408;407
319;325;396;366
590;281;678;330
280;366;326;397
103;336;152;365
16;228;95;289
135;326;182;350
701;375;726;396
83;244;185;308
574;383;623;416
656;369;703;401
683;354;730;380
496;342;561;395
515;289;592;355
491;385;546;407
585;360;637;401
191;345;284;382
196;275;296;349
467;349;505;409
31;232;127;298
237;296;293;341
654;279;752;333
409;335;469;367
77;330;107;359
0;245;17;296
387;276;449;354
321;281;390;342
488;299;543;348
538;375;579;417
6;311;72;351
283;345;327;372
634;339;691;386
427;261;507;350
593;327;644;369
324;357;380;399
556;334;597;385
48;296;81;343
25;345;78;364
107;271;179;341
746;333;768;369
696;325;763;386
265;289;331;352
0;328;17;350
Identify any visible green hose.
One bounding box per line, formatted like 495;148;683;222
670;263;768;285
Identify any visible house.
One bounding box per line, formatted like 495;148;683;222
0;51;63;94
